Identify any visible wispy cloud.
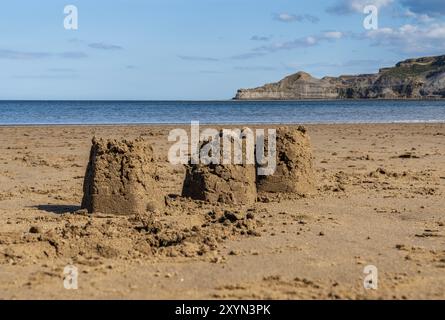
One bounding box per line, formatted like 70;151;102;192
12;74;78;80
250;35;271;41
199;70;224;74
68;38;84;44
253;38;318;53
363;23;445;54
229;52;267;60
0;49;51;60
47;68;76;72
88;42;123;50
177;55;219;62
253;31;344;53
398;9;435;23
57;51;88;59
284;59;392;71
12;66;79;80
323;31;344;39
234;66;277;71
401;0;445;16
273;13;319;23
69;38;124;51
178;52;268;62
325;0;445;55
224;31;345;62
179;30;344;64
327;0;393;15
0;49;87;60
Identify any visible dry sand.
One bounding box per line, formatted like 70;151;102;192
0;123;444;300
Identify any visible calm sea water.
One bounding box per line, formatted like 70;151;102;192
0;100;444;125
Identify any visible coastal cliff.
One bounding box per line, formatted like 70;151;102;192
234;55;445;100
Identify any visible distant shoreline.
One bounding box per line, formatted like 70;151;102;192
232;98;445;101
1;121;445;128
1;98;445;102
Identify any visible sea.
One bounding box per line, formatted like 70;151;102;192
0;100;444;125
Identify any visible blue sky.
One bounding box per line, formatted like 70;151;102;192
0;0;444;100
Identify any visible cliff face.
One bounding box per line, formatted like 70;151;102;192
234;55;445;100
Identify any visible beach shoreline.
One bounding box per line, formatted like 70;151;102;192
1;121;445;127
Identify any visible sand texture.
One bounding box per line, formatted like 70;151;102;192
0;123;444;299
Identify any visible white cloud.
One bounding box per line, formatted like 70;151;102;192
88;42;123;50
324;31;344;39
275;13;297;22
253;31;344;53
251;35;271;41
402;9;435;23
178;55;219;62
306;36;317;45
365;22;445;53
273;13;319;23
328;0;394;14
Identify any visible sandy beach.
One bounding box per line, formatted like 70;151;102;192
0;123;444;300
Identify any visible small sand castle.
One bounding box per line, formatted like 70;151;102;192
182;134;257;205
257;126;316;195
81;137;164;215
81;127;316;214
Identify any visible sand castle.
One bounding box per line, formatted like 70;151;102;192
81;137;164;215
81;127;315;214
257;126;316;195
182;126;315;204
182;135;257;205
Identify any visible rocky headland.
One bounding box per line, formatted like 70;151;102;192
234;55;445;100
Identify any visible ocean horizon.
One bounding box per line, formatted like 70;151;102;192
0;100;445;125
